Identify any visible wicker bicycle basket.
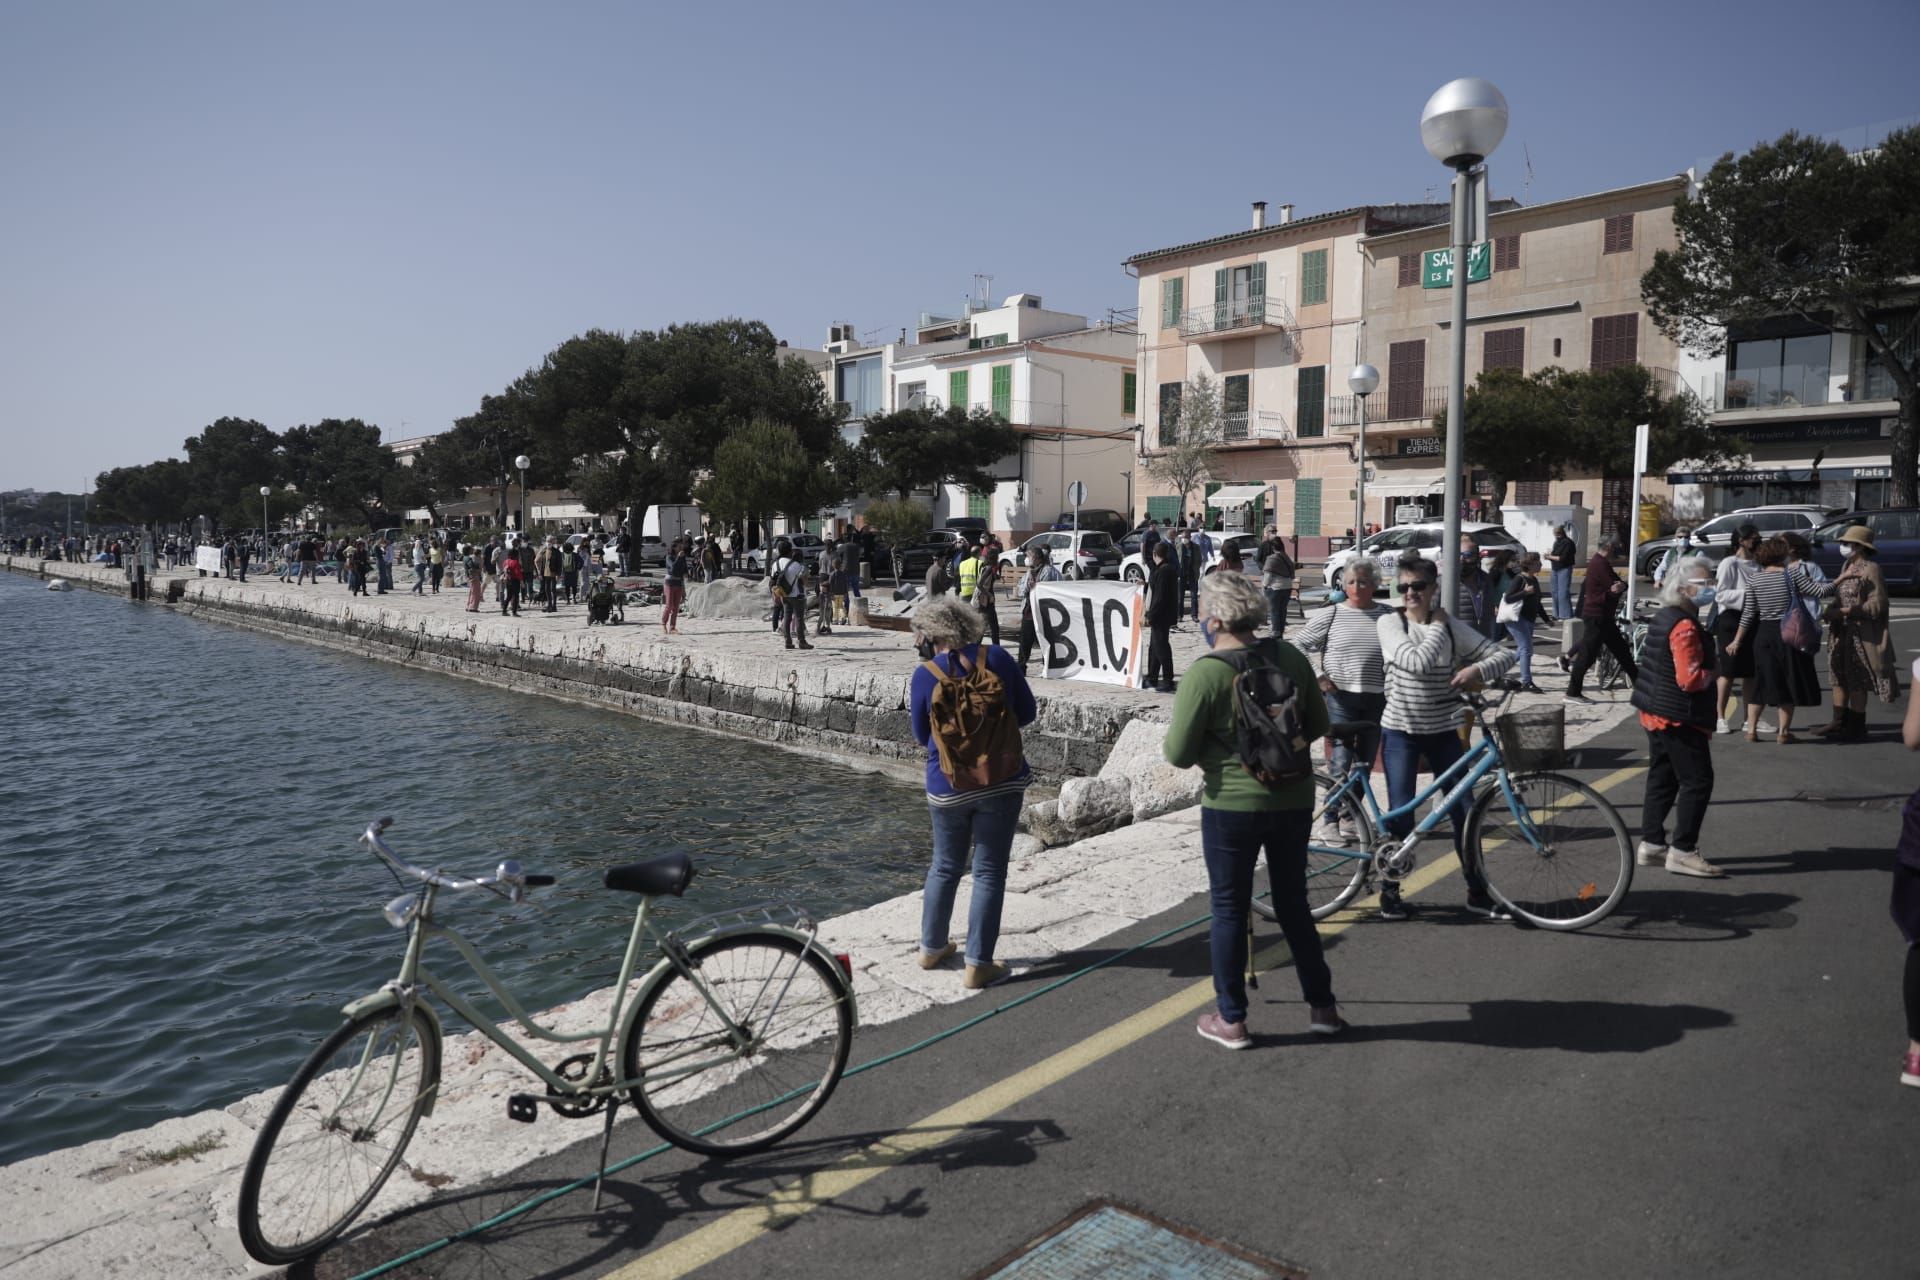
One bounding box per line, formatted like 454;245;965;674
1494;705;1566;771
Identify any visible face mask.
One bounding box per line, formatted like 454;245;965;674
1481;557;1498;573
915;639;935;661
1841;544;1858;559
1201;618;1218;649
1689;584;1716;608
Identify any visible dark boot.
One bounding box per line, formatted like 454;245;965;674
1838;708;1869;741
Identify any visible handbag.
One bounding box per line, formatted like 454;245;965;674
1780;568;1820;653
1495;595;1524;625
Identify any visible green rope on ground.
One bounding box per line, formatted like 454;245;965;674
348;902;1242;1279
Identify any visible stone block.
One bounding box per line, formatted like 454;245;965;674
1055;774;1132;832
1097;719;1201;822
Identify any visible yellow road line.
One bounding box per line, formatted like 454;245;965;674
610;764;1645;1279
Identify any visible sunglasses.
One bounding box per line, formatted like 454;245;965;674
1396;582;1431;595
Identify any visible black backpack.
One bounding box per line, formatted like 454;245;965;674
1201;642;1312;787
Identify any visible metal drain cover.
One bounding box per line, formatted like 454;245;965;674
977;1201;1304;1279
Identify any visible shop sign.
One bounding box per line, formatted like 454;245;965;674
1397;435;1445;457
1422;242;1490;288
1728;417;1886;445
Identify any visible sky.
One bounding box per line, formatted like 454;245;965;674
3;0;1916;493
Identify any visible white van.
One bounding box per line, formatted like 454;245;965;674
640;505;701;566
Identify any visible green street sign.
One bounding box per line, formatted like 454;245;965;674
1422;242;1491;288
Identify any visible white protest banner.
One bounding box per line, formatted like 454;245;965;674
194;545;224;575
1031;579;1143;687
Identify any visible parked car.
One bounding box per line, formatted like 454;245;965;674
1050;508;1129;539
742;533;825;573
1633;505;1839;578
888;535;966;581
1810;509;1920;586
1000;529;1121;580
941;517;989;544
1118;531;1264;583
1321;521;1525;592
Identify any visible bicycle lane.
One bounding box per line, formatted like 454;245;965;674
316;687;1918;1280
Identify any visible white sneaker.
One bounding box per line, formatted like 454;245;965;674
1666;849;1727;879
1338;815;1362;845
1311;821;1346;847
1635;840;1668;867
1756;720;1776;735
1716;717;1734;735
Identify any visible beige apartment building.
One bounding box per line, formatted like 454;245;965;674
1127;201;1450;555
1357;175;1688;544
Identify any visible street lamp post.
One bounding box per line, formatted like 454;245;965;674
1348;363;1379;539
514;454;531;540
1420;76;1507;609
260;486;272;560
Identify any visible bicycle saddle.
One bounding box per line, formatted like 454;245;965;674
603;852;696;897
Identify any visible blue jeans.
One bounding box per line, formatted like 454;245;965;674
1264;586;1292;637
412;563;427;593
1323;691;1383;823
1381;726;1488;896
1509;618;1535;684
1199;807;1335;1023
921;790;1025;966
1184;579;1201;619
1551;567;1572;620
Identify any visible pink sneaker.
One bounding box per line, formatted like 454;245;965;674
1196;1012;1250;1050
1902;1050;1920;1089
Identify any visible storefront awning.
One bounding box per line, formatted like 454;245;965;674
1206;484;1269;506
1364;480;1447;497
1664;460;1888;484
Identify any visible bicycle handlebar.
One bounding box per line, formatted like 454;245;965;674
359;818;551;902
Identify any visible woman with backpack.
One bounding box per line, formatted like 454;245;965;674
1163;571;1338;1051
910;595;1037;991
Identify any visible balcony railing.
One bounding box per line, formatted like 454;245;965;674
1179;296;1297;343
1697;367;1837;412
990;399;1066;428
1328;386;1450;426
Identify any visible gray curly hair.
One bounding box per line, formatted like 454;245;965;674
1657;554;1716;607
1199;570;1267;633
914;594;986;649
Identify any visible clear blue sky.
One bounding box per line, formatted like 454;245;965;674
4;0;1916;492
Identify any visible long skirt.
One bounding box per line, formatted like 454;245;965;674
1750;618;1820;707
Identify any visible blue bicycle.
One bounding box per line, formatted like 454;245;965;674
1253;690;1633;932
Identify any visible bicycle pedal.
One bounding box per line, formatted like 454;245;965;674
507;1094;539;1123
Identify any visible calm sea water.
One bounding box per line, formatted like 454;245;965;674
0;570;930;1166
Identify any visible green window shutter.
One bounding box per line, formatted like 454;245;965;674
1296;365;1326;438
991;365;1012;420
1145;495;1181;523
1162;277;1183;328
1122;370;1137;414
1249;261;1268;323
948;369;969;411
1214;268;1229;326
1301;250;1327;306
1294;479;1322;537
968;490;991;520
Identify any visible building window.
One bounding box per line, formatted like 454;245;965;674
1160;277;1184;329
1554;337;1563;358
1483;327;1525;371
1300;249;1328;306
899;381;928;410
1296;365;1326;437
1122;370;1137;415
1214;262;1268;327
1603;213;1634;255
968;490;991;520
1145;495;1182;523
1387;340;1426;420
1590;314;1640;371
1223;374;1249;440
1397;253;1420;288
948;369;969;411
991;365;1012;420
1494;234;1519;272
1294;478;1322;537
1728;331;1832;408
1158;382;1182;447
1514;480;1550;504
834;356;884;418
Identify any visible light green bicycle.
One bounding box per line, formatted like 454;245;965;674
237;817;858;1265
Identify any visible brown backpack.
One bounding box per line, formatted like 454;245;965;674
919;645;1024;791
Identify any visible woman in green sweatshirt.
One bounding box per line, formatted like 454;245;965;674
1164;570;1344;1050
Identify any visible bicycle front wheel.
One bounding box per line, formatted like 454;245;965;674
1467;771;1632;931
237;1004;440;1265
624;933;852;1158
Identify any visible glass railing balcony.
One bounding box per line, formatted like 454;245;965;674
1699;367;1835;412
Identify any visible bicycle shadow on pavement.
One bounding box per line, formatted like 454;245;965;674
1257;997;1733;1054
1566;888;1802;943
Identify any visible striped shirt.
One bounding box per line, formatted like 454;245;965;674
1376;610;1516;735
1291;602;1392;693
1739;564;1831;629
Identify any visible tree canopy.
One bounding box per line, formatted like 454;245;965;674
855;404;1023;500
694;419;838;529
1641;127;1920;501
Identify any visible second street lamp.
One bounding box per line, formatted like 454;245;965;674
260;486;271;559
515;454;531;539
1348;363;1379;540
1420;76;1508;609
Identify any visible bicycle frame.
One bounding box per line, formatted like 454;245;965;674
341;886;839;1109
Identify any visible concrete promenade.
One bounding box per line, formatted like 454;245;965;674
0;552;1642;1278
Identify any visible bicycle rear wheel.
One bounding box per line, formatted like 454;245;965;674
1253;770;1372;922
237;1004;440;1265
1467;771;1632;930
624;932;852;1158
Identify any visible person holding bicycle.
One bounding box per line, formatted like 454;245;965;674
1376;555;1516;921
1165;571;1339;1049
1291;555;1390;845
1630;555;1728;878
1563;535;1636;705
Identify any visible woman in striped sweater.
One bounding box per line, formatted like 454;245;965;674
1726;534;1833;744
1374;555;1516;921
1291;556;1391;844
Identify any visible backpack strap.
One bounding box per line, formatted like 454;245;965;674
920;657;953;684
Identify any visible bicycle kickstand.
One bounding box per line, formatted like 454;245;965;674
592;1096;620;1212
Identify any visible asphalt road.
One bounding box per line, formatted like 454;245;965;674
309;607;1920;1280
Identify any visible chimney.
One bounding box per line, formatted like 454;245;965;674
1251;200;1267;230
1280;203;1295;224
